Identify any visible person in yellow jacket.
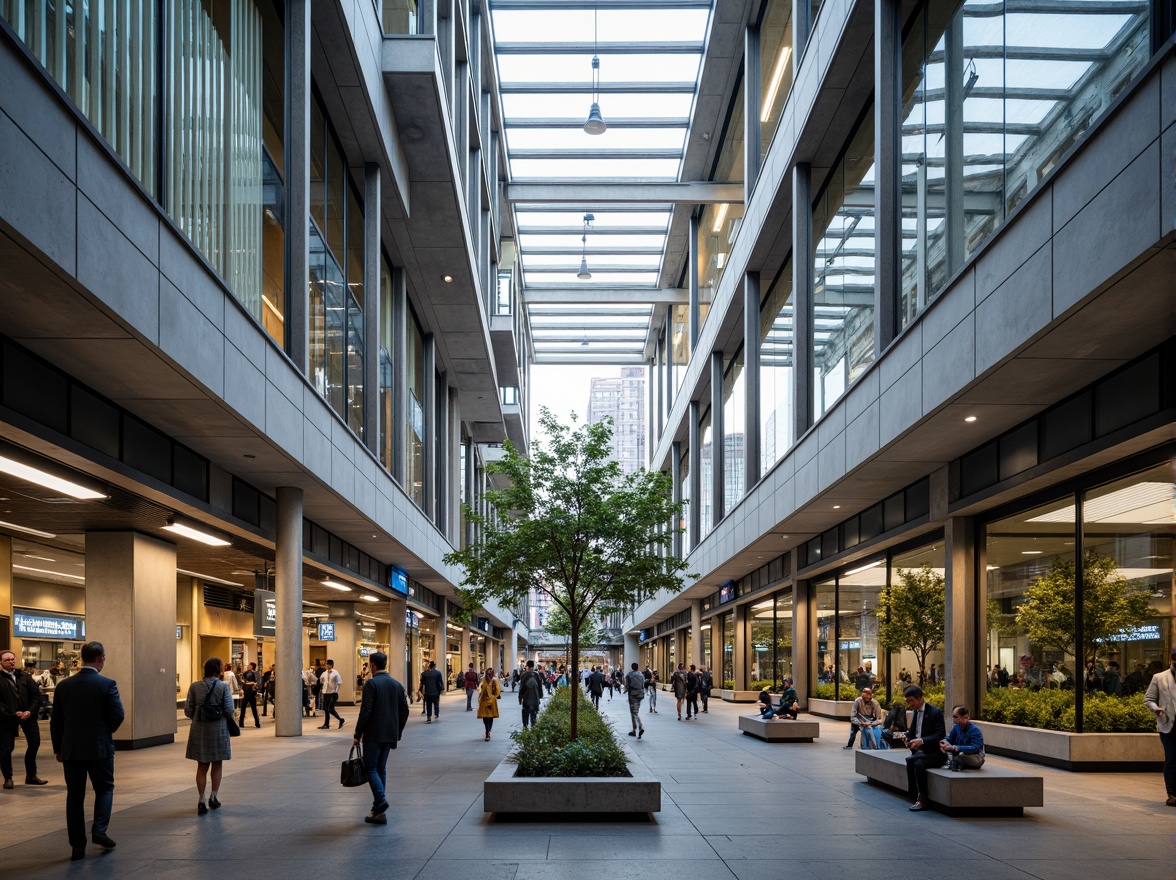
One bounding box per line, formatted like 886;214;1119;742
476;667;502;741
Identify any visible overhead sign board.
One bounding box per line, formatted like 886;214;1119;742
719;581;735;604
253;589;276;638
13;609;83;640
389;565;408;595
318;621;336;642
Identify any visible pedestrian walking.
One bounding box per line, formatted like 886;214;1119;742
352;651;409;825
625;662;645;739
518;660;542;729
477;667;502;740
184;657;234;816
420;660;444;722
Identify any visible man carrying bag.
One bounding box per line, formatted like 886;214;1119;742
350;651;409;825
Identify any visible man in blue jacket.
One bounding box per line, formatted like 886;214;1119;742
941;705;985;770
902;685;946;811
352;651;410;825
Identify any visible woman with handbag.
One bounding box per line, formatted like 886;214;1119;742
476;667;502;741
184;657;235;815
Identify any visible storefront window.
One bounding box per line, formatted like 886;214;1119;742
700;620;713;671
679;446;691;552
758;0;794;163
406;309;426;507
887;541;946;701
773;589;793;688
720;611;734;688
812;108;875;418
748;597;774;689
759;260;794;476
985;498;1077;730
837;558;886;698
814;577;838;696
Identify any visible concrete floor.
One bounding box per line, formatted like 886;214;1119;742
0;689;1171;879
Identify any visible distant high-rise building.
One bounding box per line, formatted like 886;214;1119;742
586;367;646;474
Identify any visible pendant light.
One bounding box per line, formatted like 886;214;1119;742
577;213;594;280
583;8;607;135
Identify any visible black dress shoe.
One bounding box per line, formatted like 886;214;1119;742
2;778;12;789
372;800;389;815
198;802;208;815
338;718;346;729
91;833;117;849
71;845;86;861
208;796;221;810
25;776;48;785
364;813;387;825
318;725;330;729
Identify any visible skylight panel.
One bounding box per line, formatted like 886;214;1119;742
510;158;681;179
505;129;687;152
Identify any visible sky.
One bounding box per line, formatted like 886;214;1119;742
528;364;622;444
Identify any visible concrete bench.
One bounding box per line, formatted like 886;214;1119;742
855;749;1043;816
738;715;820;742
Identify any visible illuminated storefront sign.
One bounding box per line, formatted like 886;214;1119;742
13;609;83;640
318;621;336;641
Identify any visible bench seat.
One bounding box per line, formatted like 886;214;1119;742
738;715;820;742
854;749;1043;815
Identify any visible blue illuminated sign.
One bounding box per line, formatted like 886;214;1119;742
13;609;82;640
318;622;336;642
390;566;408;595
719;581;735;603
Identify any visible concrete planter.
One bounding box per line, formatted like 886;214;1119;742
484;754;661;814
973;721;1164;771
720;689;762;703
808;698;854;719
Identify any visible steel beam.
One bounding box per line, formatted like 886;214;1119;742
499;81;697;94
509;148;683;160
495;40;705;54
507;182;743;204
491;0;713;9
517;226;669;236
525;287;687;304
505;117;690;129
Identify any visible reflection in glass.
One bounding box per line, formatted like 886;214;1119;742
406;310;426;508
382;0;418;34
889;541;946;699
814;578;838;696
720;611;734;688
759;261;794;475
378;258;395;475
758;0;794;162
699;86;746;324
812;109;875;418
749;597;774;688
699;407;713;537
722;351;745;513
679;446;691;553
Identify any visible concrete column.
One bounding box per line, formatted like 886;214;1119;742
85;532;178;749
793;0;812;60
328;603;358;705
733;602;748;690
420;0;437;34
363;163;381;448
943;15;966;275
743;272;761;490
274;486;304;736
460;624;471;680
793;573;811;706
623;632;640;670
423;335;437;521
792;163;813;440
690;600;703;667
392;268;408;483
0;537;11;655
507;624;519;675
671;440;683;559
386;594;407;683
284;0;310;372
745;22;761;197
874;0;901;352
710;351;725;524
689;214;701;346
449;389;461;541
944;516;977;716
688;400;701;546
439;604;450;689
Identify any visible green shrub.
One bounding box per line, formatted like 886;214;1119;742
722;679;735;689
979;688;1154;732
749;679;775;692
810;683;944;705
510;686;629;778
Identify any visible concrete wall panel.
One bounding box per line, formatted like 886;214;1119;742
0;49;76;179
845;401;879;472
77;136;158;264
975;191;1051;306
159;278;224;398
223;341;266;428
76;195;159;344
922;313;975;412
974;242;1052;376
878;364;921;446
0;111;76;273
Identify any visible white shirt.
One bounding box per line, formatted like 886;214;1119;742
321;668;342;695
224;669;241;697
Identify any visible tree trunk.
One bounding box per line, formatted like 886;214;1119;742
570;625;580;739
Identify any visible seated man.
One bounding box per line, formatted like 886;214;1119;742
902;685;946;812
757;678;799;719
940;705;985;770
879;700;908;748
849;687;885;749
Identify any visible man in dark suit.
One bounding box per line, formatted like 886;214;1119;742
352;651;410;825
1;650;49;787
49;641;124;860
902;684;946;811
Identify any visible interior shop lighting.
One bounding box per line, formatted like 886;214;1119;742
13;564;85;581
0;520;57;539
844;559;883;577
322;579;352;592
360;594;381;603
711;202;729;234
176;568;243;587
0;454;107;500
163;517;230;547
760;46;792;123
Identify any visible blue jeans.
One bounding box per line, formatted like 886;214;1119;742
362;742;392;809
1160;726;1176;797
859;724;883;749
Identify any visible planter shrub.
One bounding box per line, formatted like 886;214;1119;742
510;686;628;778
812;683;945;705
980;688;1155;732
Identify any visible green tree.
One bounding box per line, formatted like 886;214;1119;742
877;564;946;683
444;409;690;738
1016;549;1154;664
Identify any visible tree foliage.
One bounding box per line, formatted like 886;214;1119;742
443;408;690;738
876;564;946;683
1015;549;1154;663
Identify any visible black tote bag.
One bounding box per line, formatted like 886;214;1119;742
340;744;366;787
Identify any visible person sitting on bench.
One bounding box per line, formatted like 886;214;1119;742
757;677;800;719
940;705;985;770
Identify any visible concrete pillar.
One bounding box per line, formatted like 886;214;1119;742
874;0;901;352
328;603;358;705
284;0;310;371
689;400;701;545
0;537;11;655
423;335;437;521
944;516;977;716
363;163;381;448
733;602;748;690
623;632;640;671
793;573;811;706
85;532;177;748
744;21;761;197
711;351;725;524
743;272;761;490
792;163;813;440
387;594;407;686
690;600;703;667
275;486;304;736
944;15;966;275
793;0;811;59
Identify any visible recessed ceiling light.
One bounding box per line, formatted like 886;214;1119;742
1021;550;1043;555
163;518;230;547
441;274;453;283
360;595;380;603
0;454;107;500
833;505;841;509
964;415;977;423
13;564;85;581
322;579;352;592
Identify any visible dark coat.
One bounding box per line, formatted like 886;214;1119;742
419;668;445;697
586;671;605;695
518;670;543;710
50;668;124;761
0;670;38;717
354;672;410;746
908;702;946;754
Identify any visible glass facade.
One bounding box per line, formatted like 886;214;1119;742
679;446;691;553
719;611;734;688
381;0;419;34
758;261;794;476
671;304;690;397
378;257;395;474
699;406;713;537
898;0;1151;330
405;308;426;508
812;108;875;418
698;79;746;316
721;351;745;515
758;0;794;163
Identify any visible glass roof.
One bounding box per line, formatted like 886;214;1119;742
492;0;711;363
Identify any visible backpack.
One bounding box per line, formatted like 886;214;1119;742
196;680;224;722
520;673;540;699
